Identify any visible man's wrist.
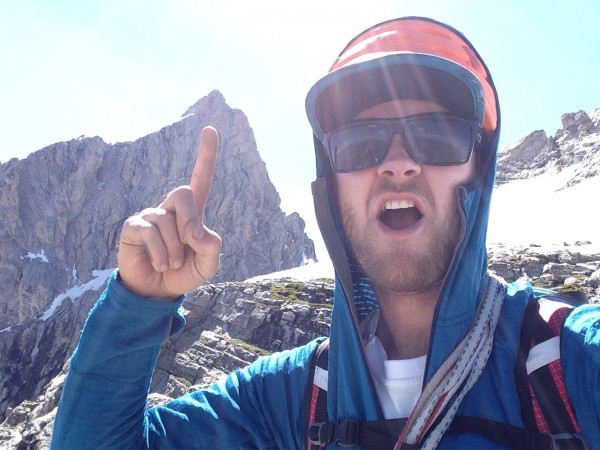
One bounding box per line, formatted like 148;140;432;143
115;270;182;302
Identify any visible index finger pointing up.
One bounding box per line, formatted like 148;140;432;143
190;126;219;218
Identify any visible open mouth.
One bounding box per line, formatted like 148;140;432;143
379;200;423;230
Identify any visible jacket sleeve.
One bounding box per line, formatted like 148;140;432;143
51;270;321;450
562;303;600;449
50;270;186;449
144;340;320;449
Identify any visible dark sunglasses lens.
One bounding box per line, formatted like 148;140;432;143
404;118;474;165
329;124;388;172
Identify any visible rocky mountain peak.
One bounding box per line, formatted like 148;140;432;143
0;90;315;331
0;91;317;441
182;89;228;118
496;108;600;187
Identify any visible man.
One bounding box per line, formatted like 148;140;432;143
51;17;600;449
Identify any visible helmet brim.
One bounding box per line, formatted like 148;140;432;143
306;53;485;141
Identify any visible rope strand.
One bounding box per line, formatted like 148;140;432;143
394;275;505;449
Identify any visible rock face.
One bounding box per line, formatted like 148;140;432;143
0;90;316;443
496;108;600;187
150;279;332;399
488;242;600;300
0;90;315;332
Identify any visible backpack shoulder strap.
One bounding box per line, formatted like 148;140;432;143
306;339;330;450
515;291;588;443
305;339;405;449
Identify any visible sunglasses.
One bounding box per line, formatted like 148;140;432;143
324;113;481;173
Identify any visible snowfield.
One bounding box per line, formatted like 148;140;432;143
488;167;599;248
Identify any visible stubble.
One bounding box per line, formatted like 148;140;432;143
340;189;462;295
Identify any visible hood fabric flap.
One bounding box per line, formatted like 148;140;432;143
328;282;381;421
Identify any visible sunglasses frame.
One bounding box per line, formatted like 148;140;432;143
323;113;481;173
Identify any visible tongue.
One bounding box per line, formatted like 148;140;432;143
380;207;422;230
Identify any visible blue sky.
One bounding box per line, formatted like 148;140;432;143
1;0;598;258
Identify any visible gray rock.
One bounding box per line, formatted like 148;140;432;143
589;270;600;288
561;110;594;137
496;106;600;187
502;130;552;162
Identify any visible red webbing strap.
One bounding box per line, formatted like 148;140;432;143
515;294;590;449
526;300;580;434
307;340;330;450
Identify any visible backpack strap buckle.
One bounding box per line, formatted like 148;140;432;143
548;432;588;450
309;420;360;447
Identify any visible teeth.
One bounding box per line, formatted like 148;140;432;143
384;200;415;210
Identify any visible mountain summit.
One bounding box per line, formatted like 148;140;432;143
0;90;315;330
497;108;600;187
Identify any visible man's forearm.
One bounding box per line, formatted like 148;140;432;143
51;270;185;450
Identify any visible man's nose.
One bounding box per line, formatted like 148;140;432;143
376;133;422;178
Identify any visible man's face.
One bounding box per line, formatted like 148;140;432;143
336;99;477;295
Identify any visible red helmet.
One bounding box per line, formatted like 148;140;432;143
306;17;498;141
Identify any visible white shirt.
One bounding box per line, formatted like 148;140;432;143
363;311;426;419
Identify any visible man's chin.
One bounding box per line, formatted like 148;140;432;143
353;244;452;294
370;266;444;295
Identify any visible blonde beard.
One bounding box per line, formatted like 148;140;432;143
340;204;461;295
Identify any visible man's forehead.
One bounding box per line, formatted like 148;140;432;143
355;99;449;120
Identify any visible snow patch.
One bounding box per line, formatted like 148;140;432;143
40;269;113;321
489;170;599;250
245;260;333;283
22;249;49;263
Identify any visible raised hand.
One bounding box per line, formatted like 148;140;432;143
117;126;222;300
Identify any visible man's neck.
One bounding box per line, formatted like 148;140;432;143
374;285;440;360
